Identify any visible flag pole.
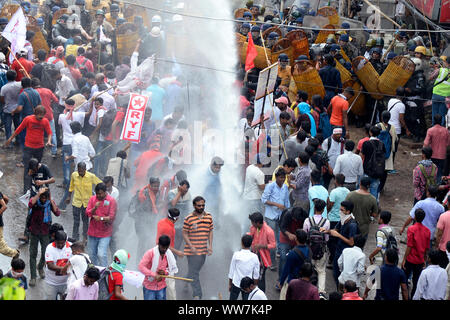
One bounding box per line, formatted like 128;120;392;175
7;47;31;78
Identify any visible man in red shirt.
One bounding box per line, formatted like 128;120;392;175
156;208;184;257
327;87;354;138
401;208;430;299
76;47;94;74
31;78;59;157
85;182;117;267
341;280;363;300
107;249;129;300
4;106;52;193
11;48;35;81
423;114;450;182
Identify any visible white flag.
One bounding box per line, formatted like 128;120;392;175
1;7;27;63
98;25;111;44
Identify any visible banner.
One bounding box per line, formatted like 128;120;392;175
120;93;149;143
1;7;27;64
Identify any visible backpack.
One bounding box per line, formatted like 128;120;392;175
293;246;318;286
379;227;398;255
97;268;114;300
364;140;386;178
326;137;345;155
40;62;58;92
307;217;328;260
75;57;89;77
319;112;332;139
418;164;437;193
376;123;392;159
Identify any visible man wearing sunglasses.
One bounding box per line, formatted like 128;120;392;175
182;196;214;300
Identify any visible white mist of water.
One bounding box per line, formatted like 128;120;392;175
118;0;246;299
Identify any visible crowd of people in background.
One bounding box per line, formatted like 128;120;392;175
0;0;449;301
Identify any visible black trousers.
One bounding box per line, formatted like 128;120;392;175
403;260;424;299
23;146;44;194
229;283;249;300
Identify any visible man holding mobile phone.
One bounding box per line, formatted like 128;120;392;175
85;182;117;267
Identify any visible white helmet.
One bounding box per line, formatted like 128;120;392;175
410;57;423;71
152;15;162;23
0;52;5;62
150;26;161;37
172;14;182;22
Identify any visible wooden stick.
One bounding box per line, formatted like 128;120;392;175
259;29;271;68
381;38;396;63
7;47;30;78
73;85;118;111
160;274;194;282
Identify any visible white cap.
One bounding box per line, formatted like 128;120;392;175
151;15;161;23
0;52;5;62
150;26;161;37
172;14;182;22
19;48;28;55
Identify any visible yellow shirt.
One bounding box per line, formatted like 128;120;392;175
69;171;102;208
271;165;290;187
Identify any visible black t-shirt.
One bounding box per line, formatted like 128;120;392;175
361;139;385;175
30;164;53;196
0;192;4;227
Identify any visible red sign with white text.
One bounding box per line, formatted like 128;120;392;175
120;93;149;143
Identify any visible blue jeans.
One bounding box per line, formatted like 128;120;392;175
57;145;73;210
4;112;20;141
364;174;380;202
48;119;57;155
94;140;112;177
432;94;447;126
278;242;293;280
264;216;280;267
87;236;111;267
3;112;20;140
143;287;166;300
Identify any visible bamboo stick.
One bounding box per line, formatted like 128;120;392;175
160;274;194;282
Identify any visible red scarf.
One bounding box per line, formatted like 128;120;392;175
138;185;158;214
94;105;107;124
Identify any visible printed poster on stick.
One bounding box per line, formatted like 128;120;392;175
120;93;149;143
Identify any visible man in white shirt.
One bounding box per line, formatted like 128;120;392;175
44;230;73;300
58;98;93;195
228;235;260;300
94;88;116;111
413;249;448;300
322;128;345;189
338;234;366;291
387;87;410;164
242;154;266;232
240;276;268;300
303;199;330;297
55;70;76;105
333;140;364;191
66;121;95;170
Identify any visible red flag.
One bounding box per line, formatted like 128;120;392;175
245;32;258;72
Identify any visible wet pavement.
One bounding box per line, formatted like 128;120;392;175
0;124;416;300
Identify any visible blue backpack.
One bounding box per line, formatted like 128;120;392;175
377;123;392;159
319;112;332;139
